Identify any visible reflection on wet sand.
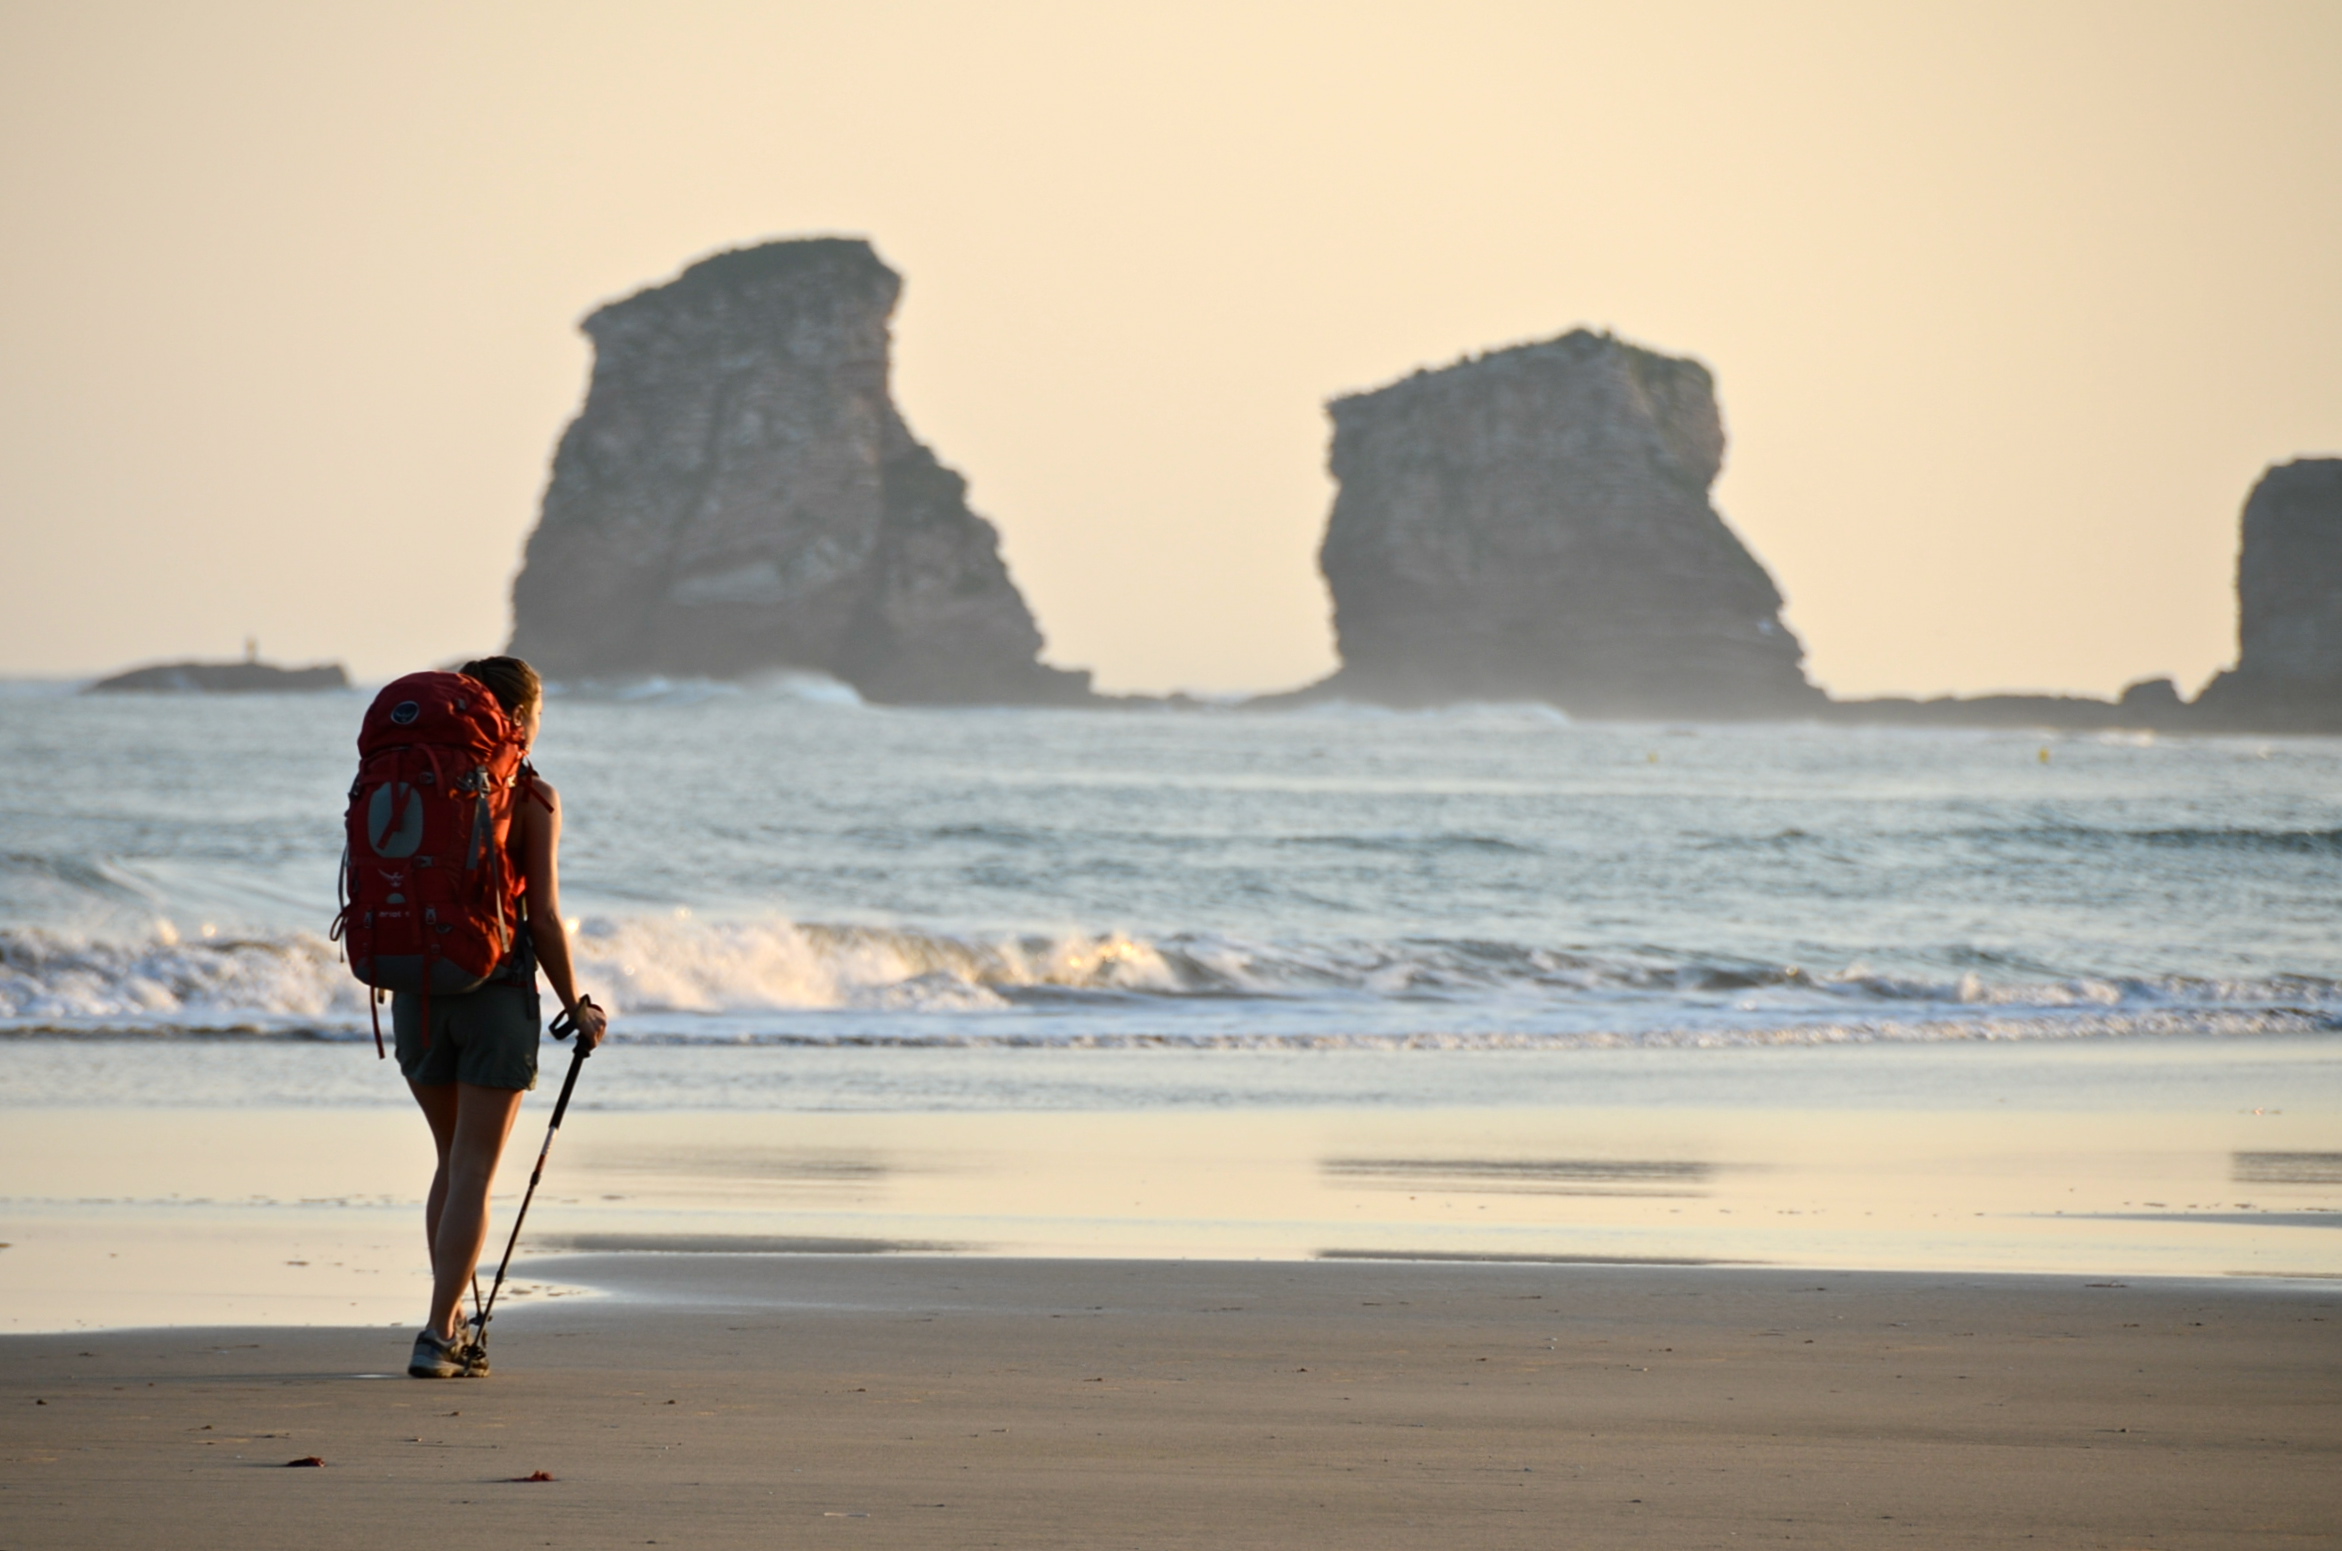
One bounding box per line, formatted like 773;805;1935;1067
537;1107;2341;1279
1322;1156;1714;1196
2234;1150;2342;1184
4;1099;2339;1330
2055;1212;2341;1229
536;1233;967;1255
576;1145;893;1201
1315;1247;1737;1264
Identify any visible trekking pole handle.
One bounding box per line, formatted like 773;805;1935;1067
549;994;602;1051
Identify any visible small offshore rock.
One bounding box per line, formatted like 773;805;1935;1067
87;660;348;694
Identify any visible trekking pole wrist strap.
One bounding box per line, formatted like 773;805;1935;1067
549;995;602;1044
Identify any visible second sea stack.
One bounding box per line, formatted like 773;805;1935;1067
508;239;1089;704
1312;330;1822;717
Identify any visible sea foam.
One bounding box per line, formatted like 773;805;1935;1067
4;918;2334;1047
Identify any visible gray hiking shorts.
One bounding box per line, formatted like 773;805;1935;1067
391;982;542;1091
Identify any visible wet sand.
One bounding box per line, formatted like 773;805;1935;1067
9;1092;2339;1333
5;1255;2338;1549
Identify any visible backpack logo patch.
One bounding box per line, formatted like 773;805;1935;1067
366;782;426;857
390;700;421;725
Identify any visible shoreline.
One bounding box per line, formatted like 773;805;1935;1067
7;1071;2339;1333
6;1256;2337;1548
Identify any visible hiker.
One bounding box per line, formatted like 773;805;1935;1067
379;656;606;1378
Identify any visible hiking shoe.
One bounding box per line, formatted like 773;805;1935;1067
408;1329;473;1379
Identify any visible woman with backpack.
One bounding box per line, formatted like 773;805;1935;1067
347;655;608;1379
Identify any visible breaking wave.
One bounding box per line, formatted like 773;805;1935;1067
2;918;2335;1047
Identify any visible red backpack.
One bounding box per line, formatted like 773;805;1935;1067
333;672;530;1056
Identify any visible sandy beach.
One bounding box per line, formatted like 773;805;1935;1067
5;1255;2338;1549
10;1032;2340;1338
6;1042;2337;1543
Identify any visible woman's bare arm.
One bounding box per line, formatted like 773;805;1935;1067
517;778;606;1050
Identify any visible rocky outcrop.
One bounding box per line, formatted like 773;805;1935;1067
1830;459;2342;734
2194;459;2342;731
87;659;348;693
1299;329;1823;717
508;239;1090;703
1826;680;2190;731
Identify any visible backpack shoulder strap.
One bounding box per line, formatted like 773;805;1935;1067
517;759;556;813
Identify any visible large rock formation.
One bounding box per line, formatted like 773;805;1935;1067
1301;330;1823;717
508;240;1090;703
2194;459;2342;731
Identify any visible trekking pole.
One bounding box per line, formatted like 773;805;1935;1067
468;998;600;1356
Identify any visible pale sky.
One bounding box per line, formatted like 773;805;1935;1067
3;0;2337;698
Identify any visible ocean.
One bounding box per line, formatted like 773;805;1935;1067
3;677;2337;1064
4;678;2339;1319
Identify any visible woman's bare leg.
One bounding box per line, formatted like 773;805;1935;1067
410;1082;458;1262
408;1080;525;1340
